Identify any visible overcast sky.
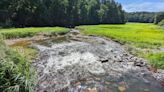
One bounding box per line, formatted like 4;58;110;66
116;0;164;12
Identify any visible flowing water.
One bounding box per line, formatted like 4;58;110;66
33;34;164;92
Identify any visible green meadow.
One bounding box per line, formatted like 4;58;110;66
0;27;69;39
78;23;164;69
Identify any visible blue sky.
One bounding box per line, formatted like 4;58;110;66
116;0;164;12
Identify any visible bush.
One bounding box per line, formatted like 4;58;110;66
0;35;36;92
154;12;164;24
158;20;164;27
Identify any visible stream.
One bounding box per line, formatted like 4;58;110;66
32;30;164;92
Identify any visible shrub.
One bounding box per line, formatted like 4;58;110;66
158;20;164;27
0;35;36;92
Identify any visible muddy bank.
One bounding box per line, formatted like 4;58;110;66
4;32;68;46
31;30;164;92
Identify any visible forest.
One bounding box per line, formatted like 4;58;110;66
126;12;155;23
0;0;126;27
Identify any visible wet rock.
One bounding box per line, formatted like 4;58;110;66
143;89;149;92
86;88;98;92
118;84;126;92
74;82;81;86
134;59;146;67
70;29;80;35
153;69;164;81
100;59;109;63
143;78;150;84
89;35;97;37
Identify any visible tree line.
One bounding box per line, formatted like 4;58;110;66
126;12;155;23
0;0;126;27
126;12;164;24
154;12;164;24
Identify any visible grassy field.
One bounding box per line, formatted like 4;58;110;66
77;23;164;69
0;27;69;39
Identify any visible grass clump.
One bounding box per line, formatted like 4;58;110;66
9;40;38;61
12;46;38;61
145;53;164;69
0;36;36;92
0;27;69;39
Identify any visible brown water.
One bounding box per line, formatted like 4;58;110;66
36;36;69;47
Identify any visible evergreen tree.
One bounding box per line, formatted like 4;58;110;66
0;0;126;27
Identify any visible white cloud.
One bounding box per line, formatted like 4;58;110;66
123;2;164;12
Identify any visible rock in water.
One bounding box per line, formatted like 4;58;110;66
70;29;80;35
118;82;127;92
86;88;98;92
118;86;126;92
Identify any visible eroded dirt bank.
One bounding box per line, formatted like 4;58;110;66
30;30;164;92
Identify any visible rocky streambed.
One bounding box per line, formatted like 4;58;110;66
32;30;164;92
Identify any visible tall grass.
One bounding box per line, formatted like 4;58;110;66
0;35;36;92
0;27;69;39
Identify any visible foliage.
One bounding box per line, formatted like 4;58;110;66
0;0;126;27
154;12;164;24
126;12;155;23
158;20;164;27
78;23;164;48
146;53;164;69
0;36;36;92
0;27;69;39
